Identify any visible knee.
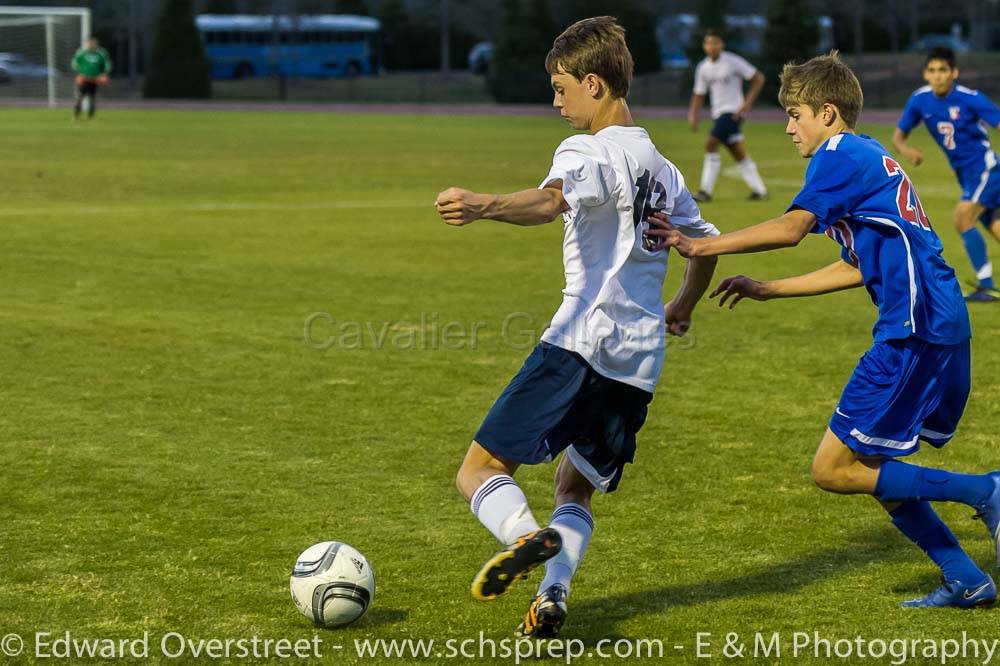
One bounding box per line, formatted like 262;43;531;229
953;206;976;232
455;443;515;502
811;458;845;493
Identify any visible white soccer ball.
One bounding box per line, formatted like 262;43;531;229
290;541;375;627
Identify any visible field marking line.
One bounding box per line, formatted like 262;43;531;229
0;201;431;217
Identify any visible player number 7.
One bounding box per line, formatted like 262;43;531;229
936;121;956;151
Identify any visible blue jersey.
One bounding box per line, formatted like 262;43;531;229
789;133;970;346
898;85;1000;172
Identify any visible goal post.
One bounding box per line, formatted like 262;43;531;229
0;6;90;108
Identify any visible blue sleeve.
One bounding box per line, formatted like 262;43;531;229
787;150;865;233
970;92;1000;128
897;95;922;133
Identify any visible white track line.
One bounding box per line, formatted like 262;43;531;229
0;201;430;218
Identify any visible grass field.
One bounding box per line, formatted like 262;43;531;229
1;107;999;664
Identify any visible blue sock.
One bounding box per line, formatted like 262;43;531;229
961;227;994;289
875;459;994;506
889;501;985;583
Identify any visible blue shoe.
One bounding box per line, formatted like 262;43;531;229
965;287;1000;302
900;576;996;608
973;472;1000;567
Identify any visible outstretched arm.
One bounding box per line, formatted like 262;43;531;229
710;260;864;309
435;185;568;227
688;94;705;131
647;209;816;257
892;128;923;166
664;255;718;336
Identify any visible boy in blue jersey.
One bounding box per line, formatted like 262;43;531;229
648;52;1000;608
894;47;1000;303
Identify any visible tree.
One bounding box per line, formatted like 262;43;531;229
376;0;475;71
561;0;659;74
200;0;238;12
686;0;728;81
377;0;413;70
334;0;370;15
761;0;819;101
143;0;212;98
487;0;556;102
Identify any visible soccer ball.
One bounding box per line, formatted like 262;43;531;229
290;541;375;627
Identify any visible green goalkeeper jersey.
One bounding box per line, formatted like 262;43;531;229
72;47;112;78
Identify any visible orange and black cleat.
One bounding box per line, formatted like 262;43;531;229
515;583;568;639
471;527;562;601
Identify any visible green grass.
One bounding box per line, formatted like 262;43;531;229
0;107;999;664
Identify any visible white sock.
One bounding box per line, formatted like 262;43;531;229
738;157;767;195
700;153;721;194
537;502;593;596
470;474;540;545
977;262;993;281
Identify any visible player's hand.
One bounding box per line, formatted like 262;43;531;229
688;114;698;132
733;104;750;121
664;300;692;337
903;148;923;167
97;74;109;85
435;187;489;226
645;211;696;257
710;275;770;309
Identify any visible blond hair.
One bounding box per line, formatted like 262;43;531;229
778;51;863;128
545;16;633;99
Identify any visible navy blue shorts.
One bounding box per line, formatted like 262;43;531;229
474;342;652;493
830;338;970;458
710;113;744;145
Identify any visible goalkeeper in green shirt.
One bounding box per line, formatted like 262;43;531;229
71;37;111;120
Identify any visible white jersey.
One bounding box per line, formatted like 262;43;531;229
538;126;719;393
694;51;758;118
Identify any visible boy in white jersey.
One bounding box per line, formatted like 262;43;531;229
435;17;719;638
688;28;768;202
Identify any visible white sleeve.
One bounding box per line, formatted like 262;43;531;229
670;188;720;238
539;136;616;214
656;164;719;238
693;62;708;95
730;53;757;80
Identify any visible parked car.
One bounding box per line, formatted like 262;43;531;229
908;35;971;54
468;41;493;75
0;52;55;78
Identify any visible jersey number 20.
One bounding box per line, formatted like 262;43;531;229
882;156;931;230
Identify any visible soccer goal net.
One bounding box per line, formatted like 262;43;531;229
0;6;90;107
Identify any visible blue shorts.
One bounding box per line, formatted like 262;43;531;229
957;157;1000;209
710;113;744;145
474;342;652;493
830;337;970;458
